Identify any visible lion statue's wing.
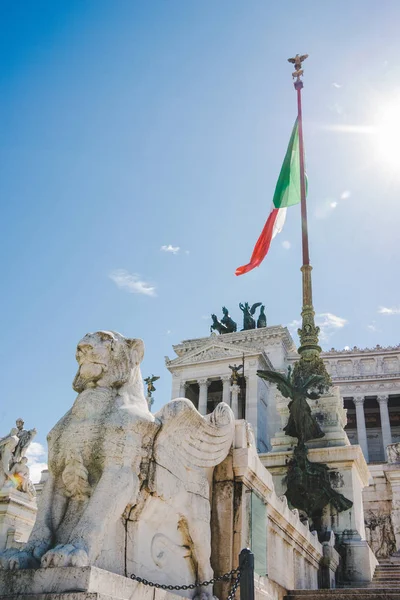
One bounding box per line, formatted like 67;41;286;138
153;399;235;472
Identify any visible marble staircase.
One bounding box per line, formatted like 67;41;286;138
284;557;400;600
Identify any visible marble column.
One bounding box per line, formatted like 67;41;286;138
377;394;392;459
222;375;231;406
198;378;210;415
354;395;369;463
245;371;259;438
231;384;240;419
179;380;187;398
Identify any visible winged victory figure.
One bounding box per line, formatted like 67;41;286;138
239;302;262;330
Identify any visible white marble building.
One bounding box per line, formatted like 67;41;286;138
319;346;400;463
166;327;400;463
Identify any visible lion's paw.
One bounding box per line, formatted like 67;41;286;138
41;544;89;568
6;551;40;570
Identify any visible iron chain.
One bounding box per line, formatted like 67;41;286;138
227;569;241;600
130;565;241;593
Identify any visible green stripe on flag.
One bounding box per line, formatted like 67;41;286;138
272;118;303;209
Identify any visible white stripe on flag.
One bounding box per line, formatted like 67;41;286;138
272;207;287;240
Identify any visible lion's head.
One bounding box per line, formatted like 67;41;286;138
73;331;144;393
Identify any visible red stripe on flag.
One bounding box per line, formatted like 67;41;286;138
235;208;280;276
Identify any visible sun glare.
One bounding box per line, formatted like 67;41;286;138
374;99;400;170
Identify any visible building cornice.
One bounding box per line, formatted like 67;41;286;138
172;326;296;357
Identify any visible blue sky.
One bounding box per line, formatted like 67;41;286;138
2;0;400;478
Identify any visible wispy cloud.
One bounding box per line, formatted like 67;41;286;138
109;269;156;297
317;313;347;342
26;442;47;484
332;82;342;89
340;190;351;200
282;240;291;250
161;245;180;255
378;306;400;315
287;313;347;343
367;323;379;332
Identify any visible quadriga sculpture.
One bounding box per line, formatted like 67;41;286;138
1;331;234;600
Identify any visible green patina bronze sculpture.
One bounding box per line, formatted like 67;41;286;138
257;363;352;525
221;307;237;333
210;307;237;335
144;375;160;410
144;375;160;397
258;366;324;444
239;302;262;330
257;305;267;329
210;304;265;334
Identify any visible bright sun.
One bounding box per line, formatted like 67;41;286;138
373;99;400;170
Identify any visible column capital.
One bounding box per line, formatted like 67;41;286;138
353;395;365;406
377;394;389;405
230;383;240;392
198;378;210;388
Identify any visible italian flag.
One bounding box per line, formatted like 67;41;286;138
235;118;302;276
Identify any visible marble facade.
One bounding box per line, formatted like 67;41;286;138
167;330;400;465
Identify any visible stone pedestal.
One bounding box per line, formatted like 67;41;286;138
261;444;378;584
0;565;182;600
0;489;37;551
270;386;350;452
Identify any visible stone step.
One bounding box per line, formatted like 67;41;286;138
369;584;400;588
285;591;400;600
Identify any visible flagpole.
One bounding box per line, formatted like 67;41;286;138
288;55;328;382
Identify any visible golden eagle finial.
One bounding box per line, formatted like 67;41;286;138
287;53;308;81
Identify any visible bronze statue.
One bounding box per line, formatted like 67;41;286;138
210;314;229;335
257;363;352;523
287;53;308;81
229;363;243;385
144;375;160;397
221;307;237;333
285;444;353;524
257;366;324;444
239;302;262;330
257;305;267;328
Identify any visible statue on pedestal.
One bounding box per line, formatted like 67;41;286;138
144;375;159;410
10;458;36;498
12;419;37;466
0;330;234;600
0;419;37;495
229;363;243;385
257;363;352;523
0;429;19;489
